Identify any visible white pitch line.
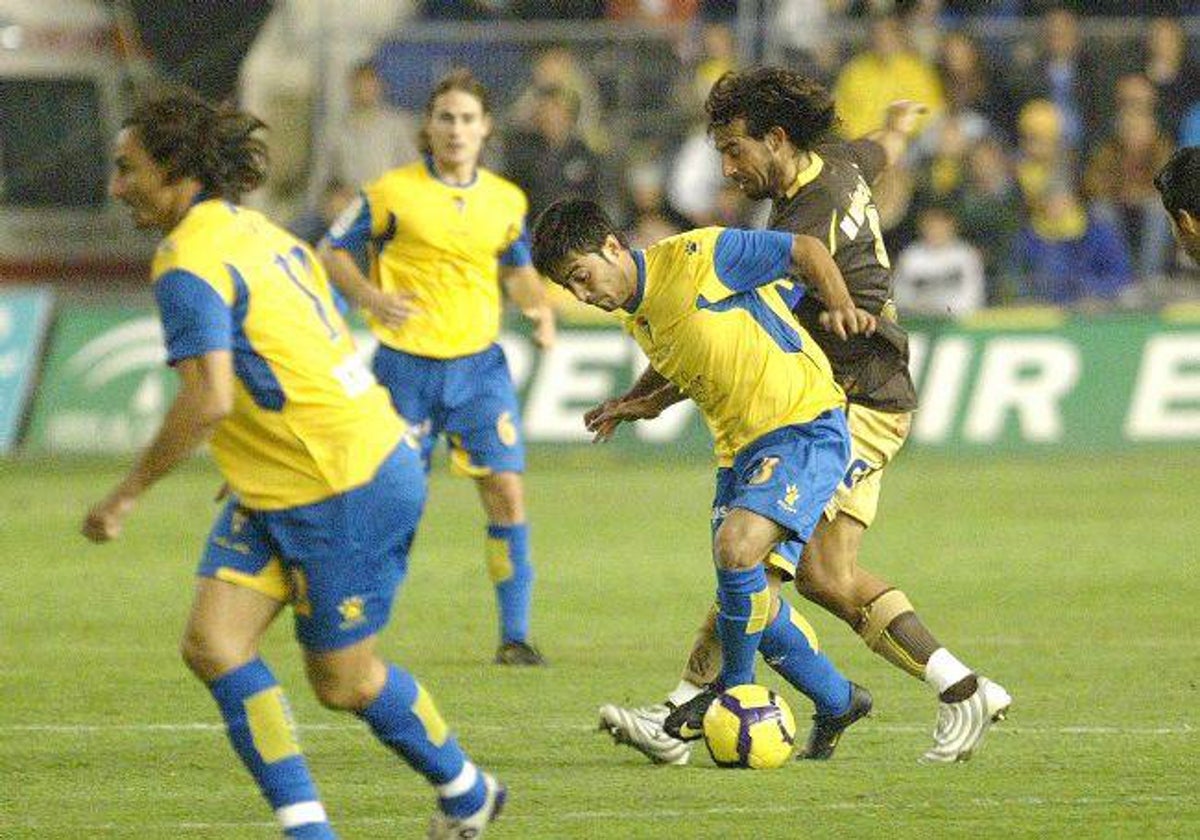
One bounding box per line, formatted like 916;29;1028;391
0;721;1193;736
4;793;1196;833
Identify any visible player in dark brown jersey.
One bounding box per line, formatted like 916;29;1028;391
592;67;1010;765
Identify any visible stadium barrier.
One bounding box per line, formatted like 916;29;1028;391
11;296;1200;455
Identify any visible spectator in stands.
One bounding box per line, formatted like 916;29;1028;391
936;30;1001;127
504;84;601;220
691;22;737;103
1085;100;1175;280
289;179;357;247
1009;182;1134;308
313;60;419;193
833;14;944;139
894;205;986;319
1134;17;1200;143
954;137;1024;303
666;113;727;226
1014;98;1076;206
768;0;849;82
621;157;685;248
509;46;608;153
1003;7;1106;151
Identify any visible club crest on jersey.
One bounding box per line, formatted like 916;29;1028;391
338;595;366;629
777;484;800;513
685;240;700;255
453;196;467;215
748;456;780;486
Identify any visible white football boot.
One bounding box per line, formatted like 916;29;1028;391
921;677;1012;763
598;703;692;766
427;772;506;839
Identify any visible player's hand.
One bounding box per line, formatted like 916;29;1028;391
584;395;664;443
819;303;877;340
367;290;417;329
82;492;137;543
883;100;929;138
526;305;557;350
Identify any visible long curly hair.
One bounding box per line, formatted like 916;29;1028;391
124;91;268;202
705;67;839;152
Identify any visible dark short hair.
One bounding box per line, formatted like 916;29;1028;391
1155;146;1200;218
531;199;623;280
705;66;839;151
124;90;267;202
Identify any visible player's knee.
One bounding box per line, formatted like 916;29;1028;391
180;628;253;683
712;530;767;571
309;672;379;711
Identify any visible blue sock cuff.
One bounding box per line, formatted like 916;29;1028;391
716;565;768;599
210;658;276;706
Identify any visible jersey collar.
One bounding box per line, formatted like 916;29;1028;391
621;249;647;313
424;153;479;188
784;153;824;200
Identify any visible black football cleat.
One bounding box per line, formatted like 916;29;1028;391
663;684;723;742
493;640;547;666
798;682;873;760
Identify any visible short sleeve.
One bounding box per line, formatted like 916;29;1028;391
154;269;232;365
499;219;532;268
323;191;380;252
710;228;793;294
844;138;887;184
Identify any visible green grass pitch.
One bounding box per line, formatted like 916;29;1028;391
2;449;1198;838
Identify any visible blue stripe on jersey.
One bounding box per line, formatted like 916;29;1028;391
323;192;373;252
621;250;648;313
713;229;793;292
697;288;804;353
498;220;532;267
227;265;285;411
155;269;232;365
774;280;805;310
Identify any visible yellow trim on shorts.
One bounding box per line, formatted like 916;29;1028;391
448;434;492;478
213;557;291;602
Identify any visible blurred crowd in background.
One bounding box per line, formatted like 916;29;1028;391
267;1;1200;319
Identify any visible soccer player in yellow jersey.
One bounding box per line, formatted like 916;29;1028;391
594;68;1010;765
320;68;554;666
531;198;878;741
82;93;504;839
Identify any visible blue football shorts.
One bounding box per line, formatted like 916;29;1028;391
372;342;525;477
711;409;851;580
197;442;426;651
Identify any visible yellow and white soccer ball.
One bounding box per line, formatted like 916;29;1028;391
702;684;797;769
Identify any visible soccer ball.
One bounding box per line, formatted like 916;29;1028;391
702;684;797;769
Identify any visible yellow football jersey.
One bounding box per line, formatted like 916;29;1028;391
329;159;530;359
152;199;404;510
619;227;845;466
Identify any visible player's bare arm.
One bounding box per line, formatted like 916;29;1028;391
501;264;557;349
791;234;877;340
861;100;929;172
317;242;416;329
584;364;684;443
82;351;234;543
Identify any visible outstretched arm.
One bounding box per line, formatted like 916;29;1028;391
583;364;685;443
791;235;877;340
501;264;556;349
82;352;233;542
860;100;929;172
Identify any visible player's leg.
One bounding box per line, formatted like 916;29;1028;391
291;440;504;835
661;413;852;742
445;345;540;664
185;502;335;839
797;404;1010;761
370;344;440;472
303;636;503;835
